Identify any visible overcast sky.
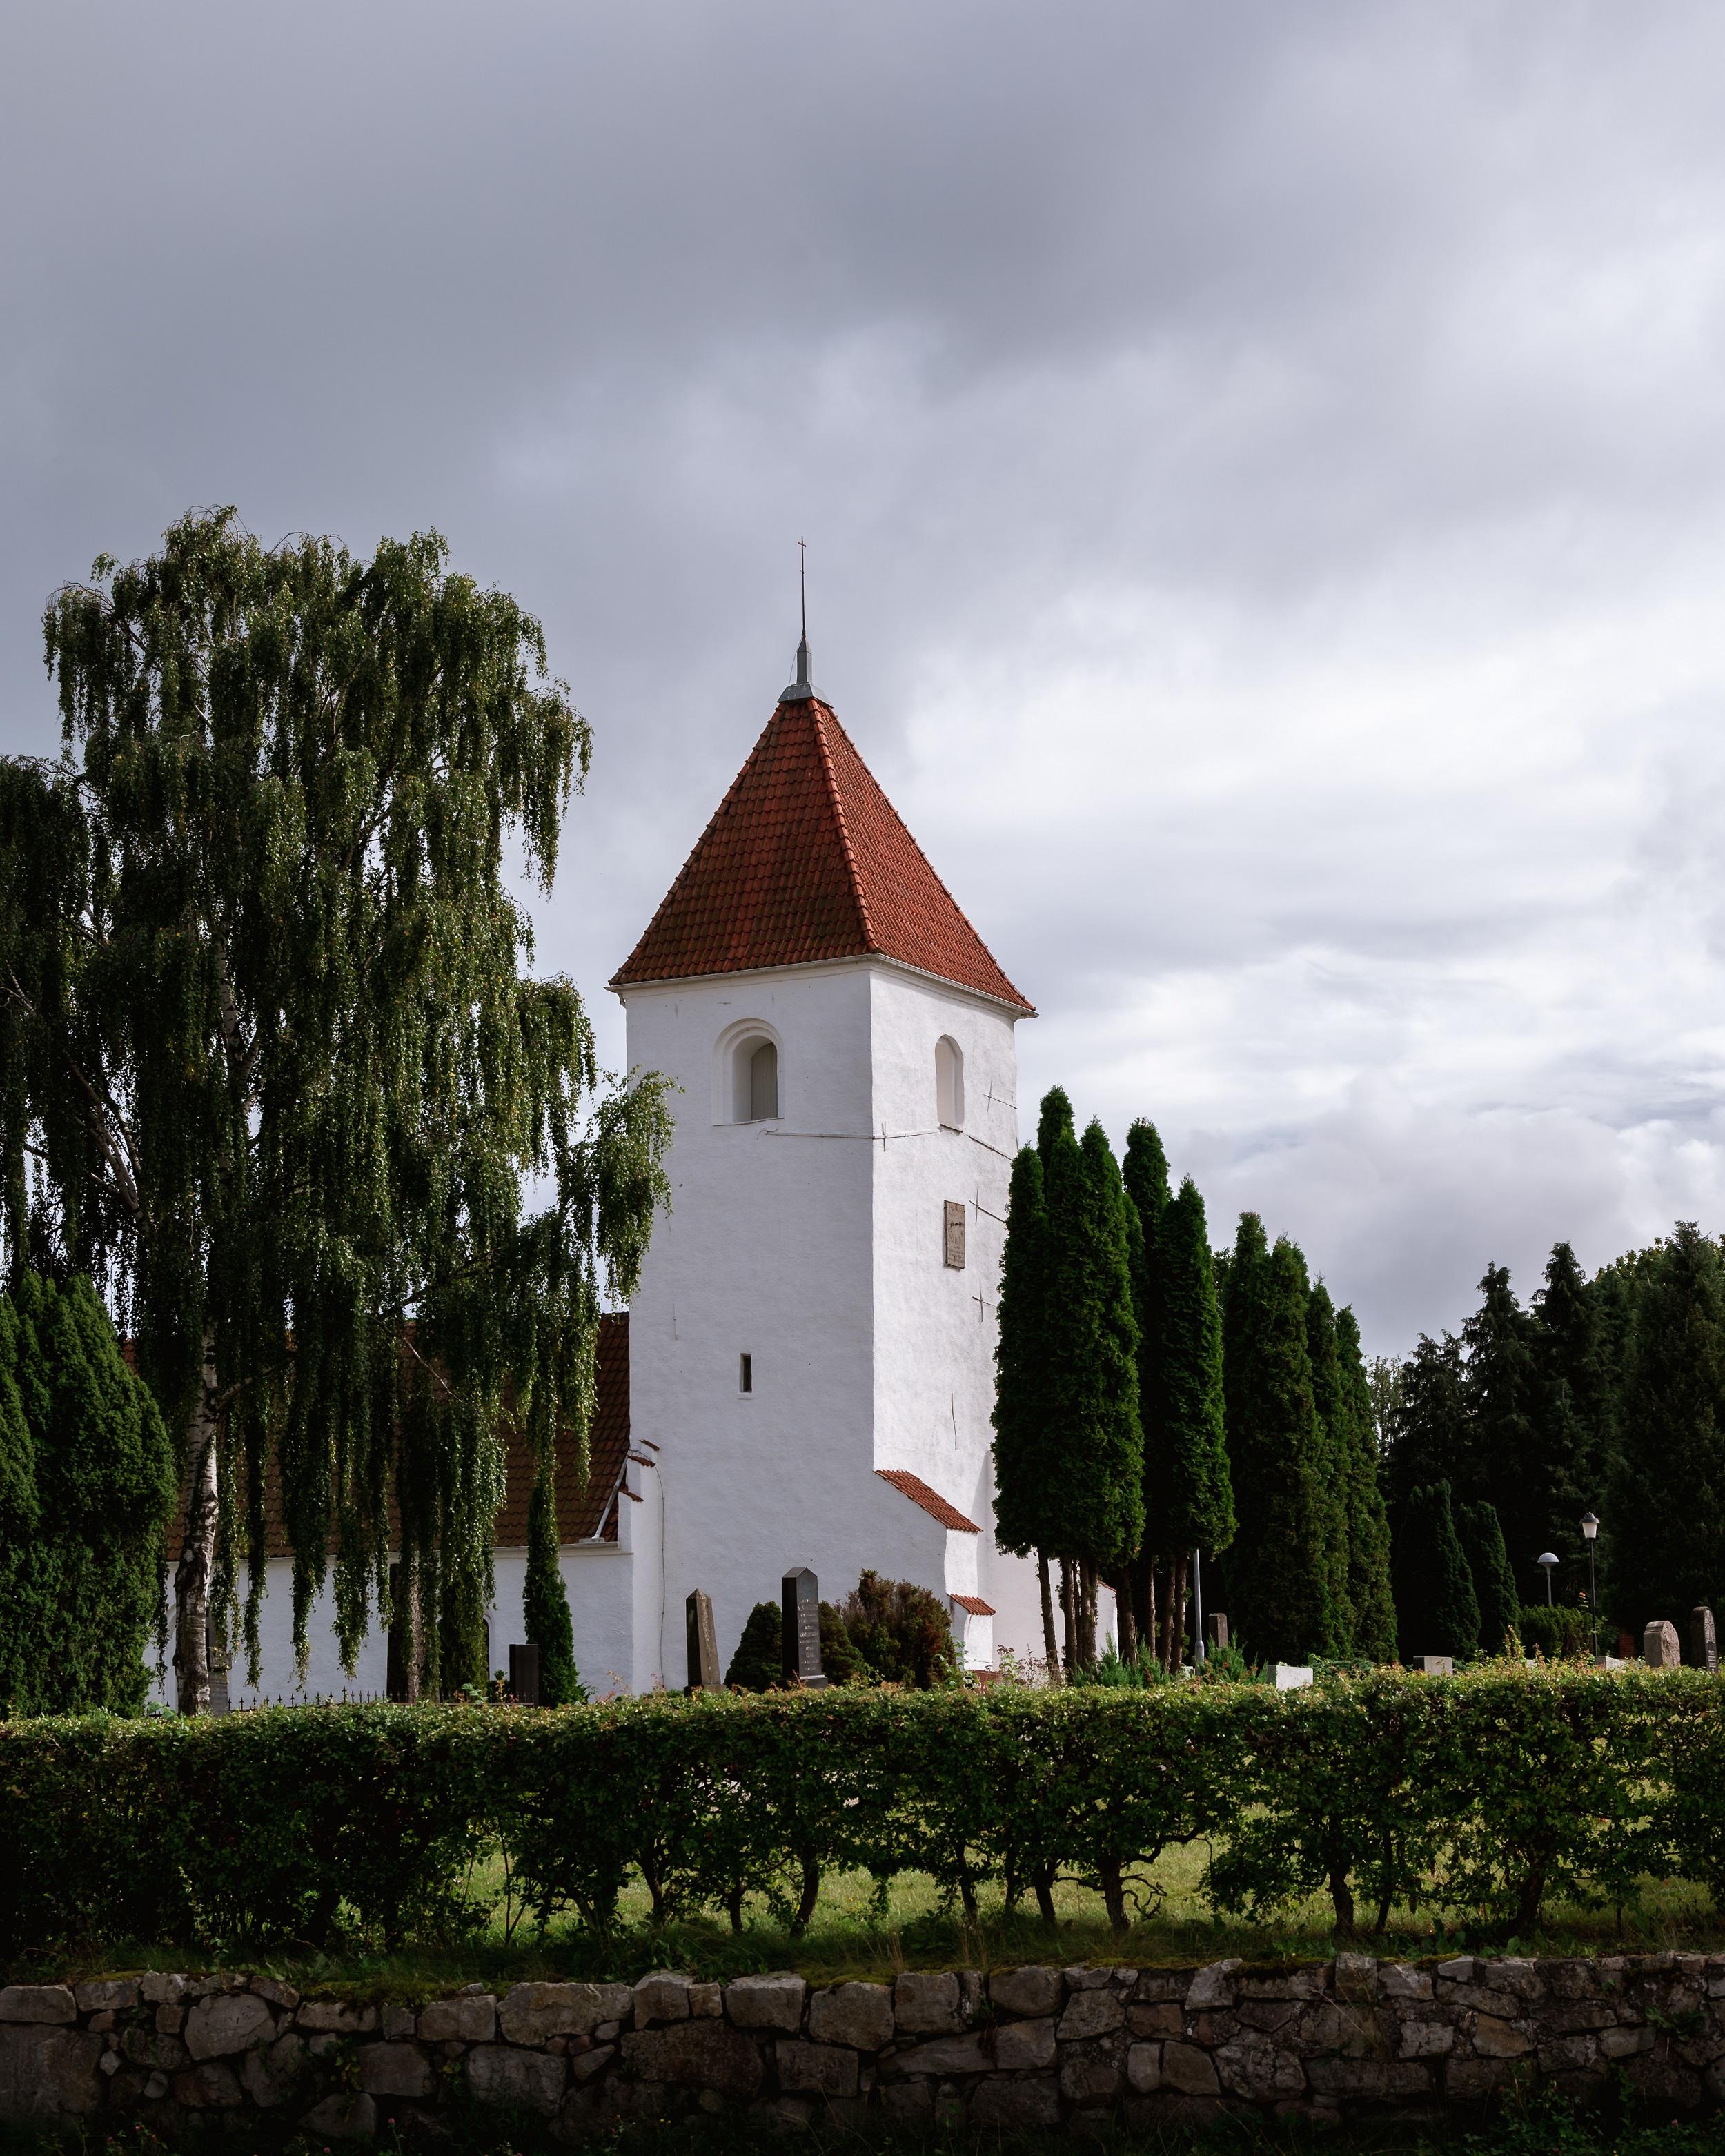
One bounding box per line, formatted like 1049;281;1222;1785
6;3;1725;1356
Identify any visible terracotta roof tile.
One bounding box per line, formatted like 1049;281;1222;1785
876;1467;982;1534
950;1593;996;1616
164;1313;631;1560
611;697;1032;1012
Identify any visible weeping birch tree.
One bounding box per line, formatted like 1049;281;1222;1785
0;508;671;1710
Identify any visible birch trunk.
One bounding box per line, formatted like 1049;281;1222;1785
172;1353;221;1716
1059;1559;1078;1679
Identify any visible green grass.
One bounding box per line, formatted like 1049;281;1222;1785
26;1838;1722;1998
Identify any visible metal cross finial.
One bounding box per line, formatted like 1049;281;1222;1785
780;536;818;703
799;536;807;640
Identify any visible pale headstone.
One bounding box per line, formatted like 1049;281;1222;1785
1414;1656;1454;1677
1206;1612;1229;1655
1643;1619;1681;1670
1690;1605;1718;1674
781;1568;828;1688
687;1590;720;1691
1270;1663;1313;1690
206;1616;230;1718
508;1643;540;1705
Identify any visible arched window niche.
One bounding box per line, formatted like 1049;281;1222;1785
721;1028;780;1122
936;1036;965;1131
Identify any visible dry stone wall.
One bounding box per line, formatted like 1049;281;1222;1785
3;1955;1724;2137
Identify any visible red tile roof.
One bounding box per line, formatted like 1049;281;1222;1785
950;1593;996;1616
164;1313;631;1559
876;1467;982;1534
611;697;1032;1012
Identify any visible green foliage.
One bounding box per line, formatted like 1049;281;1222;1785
817;1601;868;1685
724;1602;781;1691
1459;1499;1520;1657
1144;1172;1234;1559
6;1667;1722;1957
1395;1481;1481;1661
990;1145;1048;1559
0;1272;175;1714
523;1465;583;1706
1305;1284;1358;1654
1519;1603;1594;1660
0;508;672;1699
839;1571;958;1690
1222;1217;1337;1661
1335;1305;1398;1662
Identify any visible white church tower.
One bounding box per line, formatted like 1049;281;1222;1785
604;632;1043;1687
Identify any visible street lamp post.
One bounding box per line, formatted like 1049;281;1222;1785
1581;1512;1600;1661
1537;1552;1559;1605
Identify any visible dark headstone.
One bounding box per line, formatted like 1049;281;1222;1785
687;1589;721;1691
1206;1611;1228;1655
781;1568;828;1688
509;1643;541;1705
1691;1605;1718;1674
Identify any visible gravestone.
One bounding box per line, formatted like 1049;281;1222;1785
781;1567;828;1689
509;1643;541;1705
1414;1656;1454;1677
206;1616;231;1719
1690;1605;1718;1674
687;1589;721;1691
1206;1611;1229;1655
1270;1663;1313;1690
1643;1619;1681;1670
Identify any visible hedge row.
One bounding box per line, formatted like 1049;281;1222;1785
4;1668;1724;1957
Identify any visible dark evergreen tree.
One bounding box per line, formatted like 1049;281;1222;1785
1154;1177;1235;1563
1528;1242;1617;1599
522;1464;583;1704
1382;1332;1468;1523
1611;1223;1725;1628
1457;1499;1519;1656
0;1272;175;1713
1221;1217;1336;1662
1461;1265;1540;1592
724;1601;782;1690
1305;1285;1358;1654
1334;1305;1398;1661
991;1144;1060;1670
1120;1121;1172;1658
1393;1481;1479;1660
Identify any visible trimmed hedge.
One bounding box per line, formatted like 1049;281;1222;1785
3;1668;1722;1957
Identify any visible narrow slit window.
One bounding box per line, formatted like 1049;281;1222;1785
749;1040;778;1120
936;1036;964;1129
739;1352;753;1394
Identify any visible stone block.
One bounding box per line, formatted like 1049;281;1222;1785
1600;2024;1655;2059
1060;2050;1123;2104
1297;2001;1377;2056
1162;2040;1221;2095
1185;1959;1243;2009
297;1999;379;2035
241;2033;305;2108
880;2079;933;2122
891;2031;991;2076
1130;2001;1185;2038
893;1970;961;2034
971;2075;1062;2130
121;2026;189;2072
622;2021;765;2101
1471;2014;1533;2058
1645;1621;1681;1669
808;1983;893;2052
1399;2021;1455;2058
418;1995;496;2043
571;2041;615;2086
1305;2057;1435;2098
357;2041;434;2098
689;1984;722;2019
1446;2057;1510;2100
1218;2037;1307;2100
725;1972;806;2032
141;1973;188;2005
500;1982;631;2045
989;1966;1063;2019
1272;1663;1314;1688
175;2061;244;2107
1436;1958;1480;1984
777;2038;858;2096
1334;1952;1377;1997
469;2044;566;2114
0;2026;106;2117
186;1992;275;2059
1537;2036;1597;2074
633;1971;691;2026
250;1977;300;2010
155;2004;184;2033
1064;1963;1114;1990
1126;2040;1163;2093
300;2091;377;2138
1056;1988;1124;2041
73;1980;139;2014
1379;1964;1434;2003
0;1986;75;2025
381;2004;416;2039
993;2016;1056;2070
1481;1958;1541;1999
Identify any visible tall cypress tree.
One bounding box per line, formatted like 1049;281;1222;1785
1394;1481;1479;1660
1153;1176;1234;1593
1610;1223;1725;1628
1334;1305;1397;1661
0;1272;175;1713
1457;1499;1519;1655
522;1463;582;1704
1529;1242;1617;1597
992;1144;1061;1671
1382;1332;1468;1523
1120;1120;1170;1658
1462;1265;1540;1593
1222;1217;1334;1663
1305;1285;1358;1655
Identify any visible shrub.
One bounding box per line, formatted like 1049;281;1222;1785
1519;1603;1594;1661
724;1602;782;1690
839;1570;958;1688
